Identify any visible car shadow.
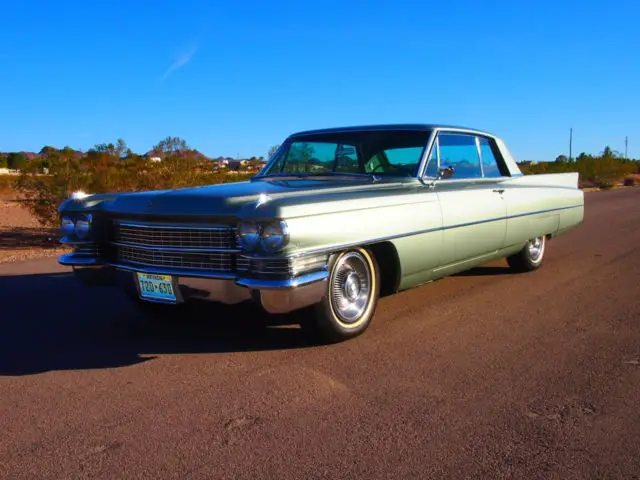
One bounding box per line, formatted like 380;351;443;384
0;272;315;377
453;265;513;277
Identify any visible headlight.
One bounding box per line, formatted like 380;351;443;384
260;221;289;253
60;216;75;236
238;220;289;253
74;214;92;239
238;221;261;251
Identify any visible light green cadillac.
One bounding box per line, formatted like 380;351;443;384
58;125;584;342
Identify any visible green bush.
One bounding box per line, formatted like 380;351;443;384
6;152;27;170
15;150;252;226
522;153;636;189
0;174;17;193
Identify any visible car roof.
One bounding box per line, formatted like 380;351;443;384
290;124;497;138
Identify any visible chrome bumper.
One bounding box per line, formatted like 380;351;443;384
59;253;328;315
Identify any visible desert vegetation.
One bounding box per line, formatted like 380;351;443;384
1;139;638;228
3;137;258;226
518;146;638;189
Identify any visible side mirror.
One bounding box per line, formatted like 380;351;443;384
438;164;455;180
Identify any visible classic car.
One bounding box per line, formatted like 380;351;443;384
58;124;584;342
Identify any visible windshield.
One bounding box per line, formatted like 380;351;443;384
260;130;431;177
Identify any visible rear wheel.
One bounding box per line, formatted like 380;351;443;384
300;247;380;343
507;235;547;272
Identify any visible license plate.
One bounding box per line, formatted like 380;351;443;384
136;273;177;302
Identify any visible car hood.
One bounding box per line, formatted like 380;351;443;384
63;176;423;219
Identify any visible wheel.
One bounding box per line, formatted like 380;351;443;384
300;247;380;343
507;235;547;272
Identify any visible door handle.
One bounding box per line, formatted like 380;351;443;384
492;189;505;194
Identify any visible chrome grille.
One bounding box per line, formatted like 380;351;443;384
118;245;233;271
113;221;237;272
114;222;235;249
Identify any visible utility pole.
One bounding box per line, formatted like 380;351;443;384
625;136;628;159
569;128;573;162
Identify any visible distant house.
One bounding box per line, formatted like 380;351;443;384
144;149;211;163
144;150;164;162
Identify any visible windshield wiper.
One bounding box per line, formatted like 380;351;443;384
259;171;372;179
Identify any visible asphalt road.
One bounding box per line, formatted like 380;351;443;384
1;188;639;479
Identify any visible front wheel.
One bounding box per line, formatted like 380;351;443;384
300;248;380;343
507;235;547;272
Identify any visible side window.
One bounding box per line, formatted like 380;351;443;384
383;147;424;167
424;142;439;177
478;137;503;178
334;144;359;172
437;133;482;179
365;146;424;175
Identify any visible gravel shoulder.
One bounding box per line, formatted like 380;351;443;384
0;195;69;263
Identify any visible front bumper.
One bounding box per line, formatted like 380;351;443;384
59;253;328;315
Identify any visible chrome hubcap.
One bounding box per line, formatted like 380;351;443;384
331;252;371;324
527;236;545;261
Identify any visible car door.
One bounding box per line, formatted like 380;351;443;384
427;132;507;269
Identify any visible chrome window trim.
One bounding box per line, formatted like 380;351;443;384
475;135;484;177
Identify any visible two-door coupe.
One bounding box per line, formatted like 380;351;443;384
58;125;584;342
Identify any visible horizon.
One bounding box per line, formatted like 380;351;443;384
1;0;638;161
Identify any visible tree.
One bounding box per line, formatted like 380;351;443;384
115;138;129;159
600;146;621;159
89;138;129;159
0;154;7;168
7;152;27;170
267;144;281;159
555;154;568;163
39;146;58;156
153;136;189;156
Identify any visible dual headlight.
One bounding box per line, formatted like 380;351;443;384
238;220;289;253
60;214;92;240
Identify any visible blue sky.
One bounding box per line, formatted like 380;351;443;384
1;0;639;160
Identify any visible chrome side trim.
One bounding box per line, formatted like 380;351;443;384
285;204;583;258
59;204;582;270
111;241;240;253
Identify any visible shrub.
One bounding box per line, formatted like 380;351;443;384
523;154;636;188
0;174;17;195
6;152;27;170
15;150;253;226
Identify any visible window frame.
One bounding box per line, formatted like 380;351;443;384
420;129;511;181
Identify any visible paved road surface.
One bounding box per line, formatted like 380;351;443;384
1;188;639;479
